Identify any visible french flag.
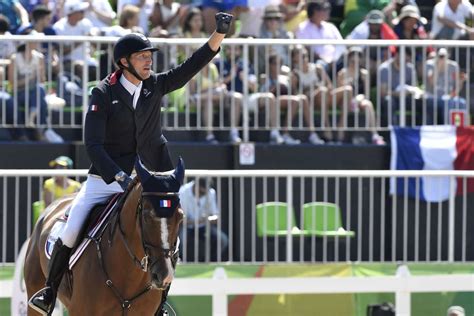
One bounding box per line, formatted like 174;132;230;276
160;200;171;208
390;126;474;202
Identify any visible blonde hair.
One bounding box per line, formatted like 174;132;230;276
119;5;140;28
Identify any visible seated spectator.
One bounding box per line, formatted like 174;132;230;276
43;156;81;207
53;0;97;79
382;0;418;26
336;47;385;144
149;0;186;37
0;15;15;59
378;49;422;126
294;0;345;71
117;0;154;34
424;48;467;125
6;29;63;142
430;0;474;40
200;0;247;35
258;5;293;74
238;0;279;38
289;45;334;143
84;0;116;31
188;62;242;144
179;178;229;262
177;8;206;64
346;10;398;80
0;0;29;34
257;53;313;144
392;5;432;74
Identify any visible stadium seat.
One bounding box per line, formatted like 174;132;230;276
302;202;355;237
256;202;308;237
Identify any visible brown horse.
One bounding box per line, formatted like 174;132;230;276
24;158;185;315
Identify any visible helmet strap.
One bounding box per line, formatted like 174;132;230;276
124;56;145;82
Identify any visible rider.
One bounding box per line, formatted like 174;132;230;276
29;13;234;315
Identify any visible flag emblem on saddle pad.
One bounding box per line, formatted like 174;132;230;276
90;104;99;112
160;200;171;208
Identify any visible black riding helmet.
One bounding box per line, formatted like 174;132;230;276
113;33;158;81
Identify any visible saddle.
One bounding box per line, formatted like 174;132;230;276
45;193;123;269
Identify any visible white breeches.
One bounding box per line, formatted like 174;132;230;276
60;175;123;248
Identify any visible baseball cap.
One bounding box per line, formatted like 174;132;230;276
64;0;89;16
438;48;448;56
367;10;384;24
447;306;465;316
49;156;73;168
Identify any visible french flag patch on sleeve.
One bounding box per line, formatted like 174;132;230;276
160;200;171;208
90;104;99;112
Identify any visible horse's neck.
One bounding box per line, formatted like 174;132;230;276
120;184;142;234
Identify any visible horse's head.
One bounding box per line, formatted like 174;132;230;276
135;157;184;290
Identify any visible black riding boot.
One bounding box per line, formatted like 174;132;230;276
29;238;71;315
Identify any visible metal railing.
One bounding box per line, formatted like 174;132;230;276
1;169;474;265
0;36;473;142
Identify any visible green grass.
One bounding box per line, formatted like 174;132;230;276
0;266;14;280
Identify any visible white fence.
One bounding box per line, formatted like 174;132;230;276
1;169;474;265
1;265;473;316
0;37;473;142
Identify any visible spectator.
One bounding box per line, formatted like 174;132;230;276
0;15;15;59
289;45;333;143
447;305;465;316
149;0;186;37
179;178;229;262
238;0;280;38
378;49;422;126
177;8;206;64
258;53;312;144
6;29;63;142
43;156;81;207
201;0;247;35
117;0;154;34
430;0;474;40
294;0;345;70
83;0;116;31
0;0;29;34
53;0;96;71
336;47;385;144
346;10;398;78
392;5;432;74
188;62;242;144
425;48;467;125
382;0;418;26
19;0;45;14
103;4;143;37
258;5;293;74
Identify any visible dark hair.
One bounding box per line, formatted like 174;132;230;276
0;14;10;33
307;1;331;18
183;8;203;34
32;5;52;22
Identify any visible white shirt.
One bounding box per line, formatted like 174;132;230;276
117;0;154;33
159;2;181;36
295;20;345;63
431;0;474;39
179;181;218;228
53;17;93;62
85;0;116;30
119;74;142;109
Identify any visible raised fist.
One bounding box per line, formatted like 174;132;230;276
215;12;233;34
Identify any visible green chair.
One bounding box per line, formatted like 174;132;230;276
32;200;45;225
256;202;308;237
302;202;355;237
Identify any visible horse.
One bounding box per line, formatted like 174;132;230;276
24;158;185;315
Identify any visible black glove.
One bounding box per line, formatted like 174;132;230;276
215;12;233;34
115;171;133;191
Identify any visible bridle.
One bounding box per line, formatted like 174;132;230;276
92;185;180;315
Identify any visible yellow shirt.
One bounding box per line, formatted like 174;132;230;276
43;178;81;200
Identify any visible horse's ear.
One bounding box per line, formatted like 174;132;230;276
135;158;152;183
174;157;185;185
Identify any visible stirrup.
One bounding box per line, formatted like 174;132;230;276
28;287;54;316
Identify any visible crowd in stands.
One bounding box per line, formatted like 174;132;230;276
0;0;473;144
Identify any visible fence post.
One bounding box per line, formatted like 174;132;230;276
212;267;228;316
395;264;411;316
448;175;456;262
286;176;293;263
399;46;406;127
242;43;249;143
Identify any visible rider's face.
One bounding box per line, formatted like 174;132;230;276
128;51;153;80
